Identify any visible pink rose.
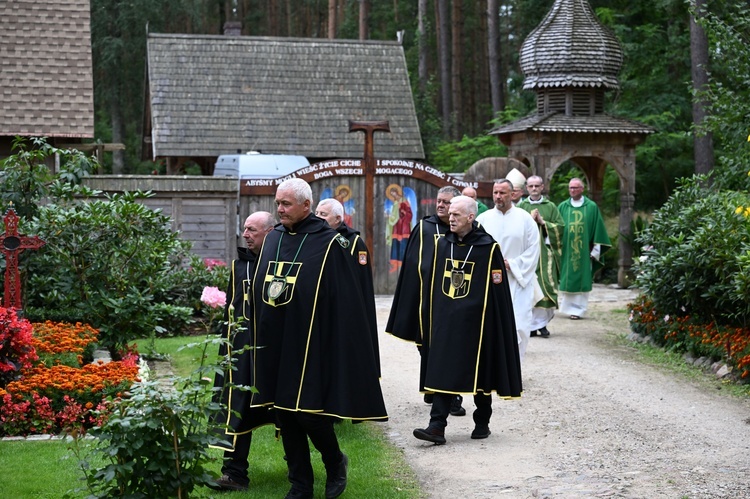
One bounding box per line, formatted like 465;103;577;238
201;286;227;309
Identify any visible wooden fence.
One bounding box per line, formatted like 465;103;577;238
82;161;483;294
82;175;238;263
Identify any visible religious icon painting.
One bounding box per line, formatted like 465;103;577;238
384;184;417;273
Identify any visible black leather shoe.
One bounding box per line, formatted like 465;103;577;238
539;326;550;338
449;395;466;416
413;427;446;445
325;453;348;498
530;330;538;337
285;488;314;499
207;474;248;491
423;393;434;404
471;425;491;439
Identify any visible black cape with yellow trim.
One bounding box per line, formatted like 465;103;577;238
250;214;387;421
335;222;380;376
386;214;448;345
211;247;275;450
423;227;523;397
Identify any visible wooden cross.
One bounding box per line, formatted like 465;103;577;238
1;206;46;312
348;119;390;269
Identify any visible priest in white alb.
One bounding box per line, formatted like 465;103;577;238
477;178;540;361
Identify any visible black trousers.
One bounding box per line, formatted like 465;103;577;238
221;431;252;485
277;410;343;493
429;392;492;430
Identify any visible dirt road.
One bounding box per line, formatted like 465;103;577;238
375;285;750;498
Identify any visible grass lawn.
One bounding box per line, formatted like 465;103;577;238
0;335;422;498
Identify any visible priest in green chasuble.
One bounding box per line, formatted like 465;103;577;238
557;177;611;320
517;175;565;337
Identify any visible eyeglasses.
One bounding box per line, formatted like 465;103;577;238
569;186;584;190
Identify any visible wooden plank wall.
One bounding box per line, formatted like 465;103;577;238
83;168;481;294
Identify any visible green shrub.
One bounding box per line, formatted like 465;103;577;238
24;192;185;352
2;137;231;353
68;332;233;499
151;248;229;314
635;175;750;327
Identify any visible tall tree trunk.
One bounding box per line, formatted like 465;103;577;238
451;0;463;139
487;0;503;116
474;0;489;131
337;0;346;33
268;0;279;36
328;0;337;38
436;0;451;138
286;0;292;36
690;0;714;174
418;0;428;92
359;0;369;40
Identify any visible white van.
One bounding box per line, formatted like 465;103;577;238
213;152;309;178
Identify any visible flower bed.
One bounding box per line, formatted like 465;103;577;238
0;309;140;437
628;294;750;380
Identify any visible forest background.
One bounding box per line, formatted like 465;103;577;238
91;0;748;212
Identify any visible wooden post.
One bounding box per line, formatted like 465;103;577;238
348;120;390;270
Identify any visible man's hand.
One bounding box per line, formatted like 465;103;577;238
531;209;545;226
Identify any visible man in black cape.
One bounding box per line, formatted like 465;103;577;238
251;178;387;499
385;185;466;414
315;197;379;375
209;211;276;491
412;195;522;444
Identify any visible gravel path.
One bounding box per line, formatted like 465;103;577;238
375;285;750;498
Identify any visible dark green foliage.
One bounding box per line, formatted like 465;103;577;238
0;137;98;218
430;133;508;172
635;176;750;327
24;192;185;351
69;337;228;498
2;138;230;352
604;0;695;209
152;246;230;313
694;5;750;193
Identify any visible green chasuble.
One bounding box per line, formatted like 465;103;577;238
517;197;564;308
557;197;611;293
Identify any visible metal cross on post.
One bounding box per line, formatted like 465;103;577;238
348;119;390;272
1;205;46;314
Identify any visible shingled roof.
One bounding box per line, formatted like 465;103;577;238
519;0;623;90
490;112;654;136
0;0;94;139
145;34;424;160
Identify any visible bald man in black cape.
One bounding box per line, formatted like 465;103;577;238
209;211;275;492
386;185;467;415
410;195;522;444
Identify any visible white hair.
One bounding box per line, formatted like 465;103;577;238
450;195;477;216
277;178;313;204
317;198;344;218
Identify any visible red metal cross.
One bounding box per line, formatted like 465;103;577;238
1;206;46;311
